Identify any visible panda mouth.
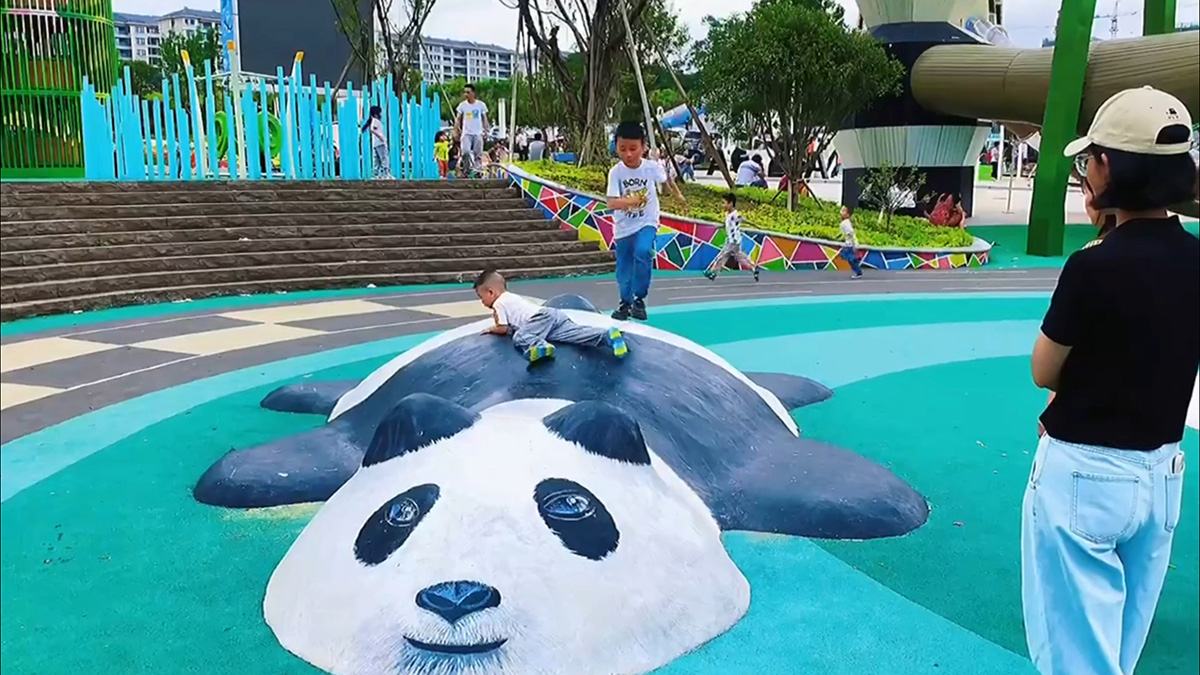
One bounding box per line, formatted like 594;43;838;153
405;637;507;655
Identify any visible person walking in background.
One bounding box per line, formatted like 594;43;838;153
838;206;864;279
1024;86;1198;675
434;131;450;179
455;84;489;177
362;105;390;178
705;193;759;281
605;120;687;322
528;132;547;162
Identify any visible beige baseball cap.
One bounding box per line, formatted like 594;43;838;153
1063;86;1194;157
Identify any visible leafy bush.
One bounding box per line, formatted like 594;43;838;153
514;160;975;248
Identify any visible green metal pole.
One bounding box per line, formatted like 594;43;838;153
1143;0;1177;35
1026;0;1098;256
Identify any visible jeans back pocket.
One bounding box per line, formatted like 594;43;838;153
1164;470;1184;534
1071;471;1139;544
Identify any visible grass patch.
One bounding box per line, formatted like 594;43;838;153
514;160;976;249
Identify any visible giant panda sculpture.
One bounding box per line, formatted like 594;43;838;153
194;294;930;675
265;395;752;675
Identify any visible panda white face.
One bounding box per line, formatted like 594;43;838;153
263;395;751;675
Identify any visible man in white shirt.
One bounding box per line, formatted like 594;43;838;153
474;270;628;363
735;154;767;188
704;192;760;281
455;84;489;176
528;132;547;162
605;121;687;321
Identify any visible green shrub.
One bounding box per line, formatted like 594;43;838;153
513;160;975;249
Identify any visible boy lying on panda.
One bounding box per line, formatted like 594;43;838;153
473;269;629;363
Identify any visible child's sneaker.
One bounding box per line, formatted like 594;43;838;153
608;327;628;358
525;343;556;363
631;298;648;321
704;270;717;281
753;267;760;282
611;302;632;320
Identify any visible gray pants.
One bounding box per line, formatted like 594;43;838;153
372;144;390;177
460;133;484;173
512;308;610;353
710;240;756;273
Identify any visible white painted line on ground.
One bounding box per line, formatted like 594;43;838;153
664;290;815;301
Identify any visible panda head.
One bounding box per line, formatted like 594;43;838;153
264;394;750;675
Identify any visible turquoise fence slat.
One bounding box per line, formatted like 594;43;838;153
80;59;442;181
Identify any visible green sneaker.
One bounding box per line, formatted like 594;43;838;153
525;343;556;363
608;327;628;358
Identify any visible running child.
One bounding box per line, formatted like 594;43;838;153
606;121;687;321
474;269;628;363
705;192;760;282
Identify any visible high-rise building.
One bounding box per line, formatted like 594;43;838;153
112;12;161;63
112;7;219;65
412;37;515;83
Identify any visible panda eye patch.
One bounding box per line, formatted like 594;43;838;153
355;484;439;566
534;479;619;561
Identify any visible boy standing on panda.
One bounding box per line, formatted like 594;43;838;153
606;121;687;321
474;270;628;363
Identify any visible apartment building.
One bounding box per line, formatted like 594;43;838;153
412;37;515;83
112;7;220;64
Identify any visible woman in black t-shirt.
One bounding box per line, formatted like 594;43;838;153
1021;87;1198;675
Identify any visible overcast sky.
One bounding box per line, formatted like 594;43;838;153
115;0;1200;49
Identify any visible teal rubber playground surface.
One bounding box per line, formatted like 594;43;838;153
2;291;1196;675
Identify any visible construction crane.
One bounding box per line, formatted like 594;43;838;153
1097;1;1140;39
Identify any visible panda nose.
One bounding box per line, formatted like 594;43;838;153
415;581;502;624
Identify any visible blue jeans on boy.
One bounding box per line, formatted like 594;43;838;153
839;247;862;275
614;225;656;305
1022;435;1185;675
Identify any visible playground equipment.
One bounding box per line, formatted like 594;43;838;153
0;0;118;179
838;0;1197;255
79;54;442;181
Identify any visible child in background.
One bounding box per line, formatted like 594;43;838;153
705;193;760;281
839;206;864;279
362;105;390;178
434;131;450;179
606;120;687;321
474;269;628;363
447;144;461;178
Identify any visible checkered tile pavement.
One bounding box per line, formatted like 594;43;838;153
0;295;528;412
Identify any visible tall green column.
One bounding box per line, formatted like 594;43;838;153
1026;0;1098;256
1143;0;1177;35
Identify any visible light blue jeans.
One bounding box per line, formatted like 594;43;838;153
614;225;656;305
1022;435;1185;675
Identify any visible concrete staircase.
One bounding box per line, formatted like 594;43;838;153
0;180;613;321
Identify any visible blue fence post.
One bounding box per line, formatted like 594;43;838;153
185;64;204;180
322;82;334;179
172;74;192;181
162;79;176;180
337;84;360;180
140;98;155;180
223;91;238;179
120;67;147;181
308;74;320;179
80;78;115;181
277;67;294;179
258;77;272;179
152;97;167;181
242;85;261;180
204;60;218;178
430;91;441;179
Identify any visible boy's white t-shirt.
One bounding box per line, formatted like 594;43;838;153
724;210;744;246
840;218;859;248
369;117;386;148
606;158;668;240
492;291;541;330
456;100;488;136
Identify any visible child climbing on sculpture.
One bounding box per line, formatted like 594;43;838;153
474;269;628;363
705;193;760;281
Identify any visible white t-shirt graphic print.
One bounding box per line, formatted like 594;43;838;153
724;210;745;247
606;159;668;240
456;100;488;136
492;291;540;330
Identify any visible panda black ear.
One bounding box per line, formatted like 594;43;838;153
542;401;651;466
362;394;480;467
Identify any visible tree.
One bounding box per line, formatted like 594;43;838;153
692;0;904;209
120;59;162;98
158;28;221;77
330;0;437;94
857;161;926;230
515;0;681;165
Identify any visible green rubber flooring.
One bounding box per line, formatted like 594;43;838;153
2;295;1196;675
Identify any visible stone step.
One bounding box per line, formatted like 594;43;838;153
0;262;615;322
1;197;531;222
1;251;615;303
0;186;519;207
0;219;560;252
1;230;579;265
2;241;602;284
0;179;508;195
1;208;544;237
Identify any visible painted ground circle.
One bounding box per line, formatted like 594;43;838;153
1;295;1196;675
